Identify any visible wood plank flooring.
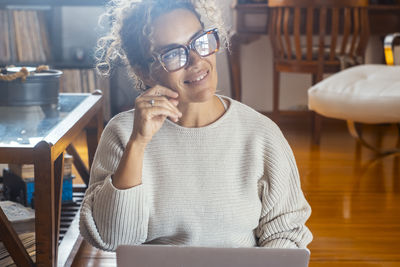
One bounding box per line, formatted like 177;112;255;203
70;120;400;267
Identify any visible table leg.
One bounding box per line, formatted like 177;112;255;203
86;106;103;171
272;67;280;121
227;33;262;102
397;123;400;148
0;207;34;266
53;152;64;262
34;141;56;266
66;145;89;186
227;33;242;102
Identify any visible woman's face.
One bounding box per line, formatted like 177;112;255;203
149;9;218;104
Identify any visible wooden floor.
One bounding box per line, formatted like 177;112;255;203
70;120;400;267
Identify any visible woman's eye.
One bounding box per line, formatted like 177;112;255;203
164;50;180;61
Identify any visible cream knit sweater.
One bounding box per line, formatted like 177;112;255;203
79;96;312;251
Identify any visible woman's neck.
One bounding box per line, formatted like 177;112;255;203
175;95;226;128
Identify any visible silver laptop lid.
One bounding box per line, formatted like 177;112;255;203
117;245;310;267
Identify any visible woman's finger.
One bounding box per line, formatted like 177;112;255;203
143;106;180;122
139;96;181;115
137;98;181;118
142;85;179;99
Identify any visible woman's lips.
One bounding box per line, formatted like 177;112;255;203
184;70;209;85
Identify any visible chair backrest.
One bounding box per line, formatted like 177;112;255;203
268;0;369;64
384;33;400;65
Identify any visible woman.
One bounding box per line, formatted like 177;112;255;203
80;0;313;251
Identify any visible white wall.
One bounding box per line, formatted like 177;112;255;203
216;1;386;113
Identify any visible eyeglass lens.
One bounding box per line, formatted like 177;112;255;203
160;30;219;72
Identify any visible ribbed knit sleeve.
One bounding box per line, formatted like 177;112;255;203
79;114;150;251
255;122;313;248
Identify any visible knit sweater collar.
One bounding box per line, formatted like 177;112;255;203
163;95;234;133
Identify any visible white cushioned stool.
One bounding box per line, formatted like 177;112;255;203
308;64;400;154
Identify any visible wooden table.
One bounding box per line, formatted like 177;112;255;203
0;92;103;266
228;3;400;102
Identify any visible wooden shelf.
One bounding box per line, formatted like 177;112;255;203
57;188;85;266
52;62;96;69
1;62;96;70
0;0;107;7
234;2;400;9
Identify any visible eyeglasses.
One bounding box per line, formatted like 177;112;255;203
157;28;220;72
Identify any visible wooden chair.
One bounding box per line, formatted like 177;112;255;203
268;0;370;144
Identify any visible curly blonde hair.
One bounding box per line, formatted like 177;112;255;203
96;0;229;91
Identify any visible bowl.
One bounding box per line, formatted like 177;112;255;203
0;67;63;107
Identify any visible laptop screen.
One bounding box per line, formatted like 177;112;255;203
117;245;310;267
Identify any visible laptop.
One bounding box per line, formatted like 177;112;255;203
117;245;310;267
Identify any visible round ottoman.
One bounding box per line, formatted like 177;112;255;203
308;64;400;153
308;64;400;124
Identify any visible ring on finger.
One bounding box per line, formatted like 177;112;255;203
149;99;155;107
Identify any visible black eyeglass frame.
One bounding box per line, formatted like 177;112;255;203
156;28;220;72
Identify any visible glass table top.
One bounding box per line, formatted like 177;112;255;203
0;94;89;147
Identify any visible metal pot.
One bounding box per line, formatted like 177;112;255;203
0;67;63;107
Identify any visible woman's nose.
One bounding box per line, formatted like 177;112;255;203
186;49;202;68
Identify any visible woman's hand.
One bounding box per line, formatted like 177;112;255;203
130;85;182;146
111;85;180;189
